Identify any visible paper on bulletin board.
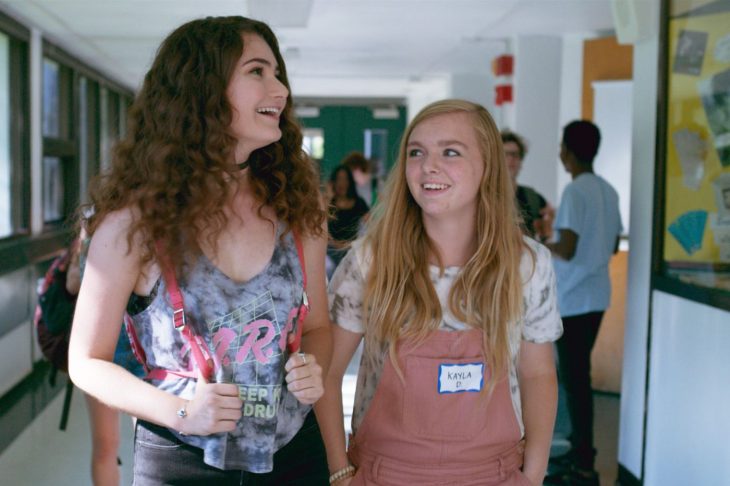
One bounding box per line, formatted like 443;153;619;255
664;10;730;264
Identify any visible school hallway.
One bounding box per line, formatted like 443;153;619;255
0;371;136;485
0;357;620;486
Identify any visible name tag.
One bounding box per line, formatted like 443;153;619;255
438;363;484;394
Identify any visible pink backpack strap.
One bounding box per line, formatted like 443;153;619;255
287;231;310;353
146;368;198;381
132;235;308;380
125;312;201;382
124;313;150;376
294;231;307;289
156;243;213;381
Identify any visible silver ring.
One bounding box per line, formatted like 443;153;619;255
299;353;307;365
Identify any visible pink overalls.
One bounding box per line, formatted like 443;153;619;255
348;329;531;486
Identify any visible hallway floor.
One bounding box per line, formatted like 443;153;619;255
0;376;620;485
593;393;620;486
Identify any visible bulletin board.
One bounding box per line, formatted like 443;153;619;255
657;0;730;304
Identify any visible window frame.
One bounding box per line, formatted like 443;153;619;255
41;47;77;228
651;0;730;311
0;18;132;276
0;12;30;243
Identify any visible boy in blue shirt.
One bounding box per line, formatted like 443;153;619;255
545;120;622;486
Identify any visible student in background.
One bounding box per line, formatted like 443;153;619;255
327;164;369;270
318;99;562;486
342;152;377;207
67;229;144;486
545;120;622;486
501;130;554;241
68;16;331;484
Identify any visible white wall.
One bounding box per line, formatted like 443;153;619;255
290;76;411;99
618;22;659;478
556;35;585;203
0;323;34;396
405;76;452;121
511;35;563;206
593;80;633;234
644;291;730;485
450;72;495;115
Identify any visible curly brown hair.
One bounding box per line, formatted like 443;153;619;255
84;16;325;271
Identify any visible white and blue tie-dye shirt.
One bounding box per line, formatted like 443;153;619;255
128;227;309;472
328;237;562;436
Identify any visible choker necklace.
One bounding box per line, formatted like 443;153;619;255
236;161;249;171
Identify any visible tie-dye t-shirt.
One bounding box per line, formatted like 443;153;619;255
127;228;309;472
328;236;562;437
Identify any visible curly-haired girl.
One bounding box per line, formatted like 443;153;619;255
69;16;331;484
317;100;562;485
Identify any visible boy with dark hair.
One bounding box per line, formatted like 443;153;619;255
545;120;622;486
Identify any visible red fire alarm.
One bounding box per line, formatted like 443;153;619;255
495;85;513;105
492;55;514;76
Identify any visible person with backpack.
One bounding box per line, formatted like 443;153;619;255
68;16;332;484
35;232;143;486
501;131;554;241
35;240;79;377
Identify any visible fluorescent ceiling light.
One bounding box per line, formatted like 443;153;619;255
249;0;314;27
295;106;320;118
372;107;400;120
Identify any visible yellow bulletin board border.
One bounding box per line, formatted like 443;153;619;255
653;0;730;310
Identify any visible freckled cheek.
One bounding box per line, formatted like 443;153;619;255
405;180;416;198
405;170;420;195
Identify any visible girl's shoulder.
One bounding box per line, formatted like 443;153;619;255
519;236;553;285
93;206;139;241
351;238;373;278
89;206;149;268
329;238;371;292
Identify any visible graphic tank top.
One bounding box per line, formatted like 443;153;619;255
127;228;310;471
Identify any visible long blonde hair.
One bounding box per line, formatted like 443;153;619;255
363;99;528;387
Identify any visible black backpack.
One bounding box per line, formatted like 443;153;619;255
35;249;77;371
34;245;77;430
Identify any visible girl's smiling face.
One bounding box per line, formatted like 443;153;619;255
405;111;485;224
226;33;289;164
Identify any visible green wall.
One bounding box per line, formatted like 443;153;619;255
299;105;407;181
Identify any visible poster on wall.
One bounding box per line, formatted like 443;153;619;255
663;0;730;292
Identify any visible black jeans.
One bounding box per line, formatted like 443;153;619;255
133;411;328;485
555;311;604;470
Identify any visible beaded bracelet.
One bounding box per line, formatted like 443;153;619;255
329;465;356;484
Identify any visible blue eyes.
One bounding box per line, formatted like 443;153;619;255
407;148;461;157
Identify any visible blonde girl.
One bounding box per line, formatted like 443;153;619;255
317;99;562;485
